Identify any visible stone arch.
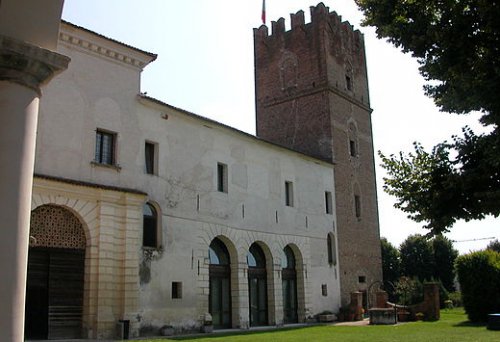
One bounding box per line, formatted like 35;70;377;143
30;198;98;337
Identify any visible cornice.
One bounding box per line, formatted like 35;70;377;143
59;30;152;70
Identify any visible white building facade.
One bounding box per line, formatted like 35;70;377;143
28;22;341;339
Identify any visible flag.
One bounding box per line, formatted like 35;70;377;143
261;0;266;25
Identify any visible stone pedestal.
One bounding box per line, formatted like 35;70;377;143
0;35;69;341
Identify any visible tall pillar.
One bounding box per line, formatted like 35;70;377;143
0;24;69;342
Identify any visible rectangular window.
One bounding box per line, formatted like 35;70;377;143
217;162;228;193
145;141;156;175
321;284;328;297
172;282;182;299
285;181;294;207
346;75;353;91
95;129;116;165
349;140;357;157
354;195;361;218
358;276;366;284
325;191;333;214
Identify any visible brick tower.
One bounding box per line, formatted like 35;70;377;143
254;3;382;305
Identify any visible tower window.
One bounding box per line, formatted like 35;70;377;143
354;195;361;218
145;141;157;175
285;181;294;207
95;129;116;165
325;191;333;214
358;276;366;284
346;75;353;91
217;162;228;193
349;140;357;157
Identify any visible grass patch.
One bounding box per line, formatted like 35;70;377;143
142;309;498;342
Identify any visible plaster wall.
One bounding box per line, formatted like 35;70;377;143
35;22;341;336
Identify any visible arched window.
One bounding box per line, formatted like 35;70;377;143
281;245;296;270
282;245;298;323
209;238;230;265
247;243;268;326
327;233;337;266
209;238;232;328
143;203;158;248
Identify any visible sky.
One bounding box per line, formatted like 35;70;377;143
61;0;498;254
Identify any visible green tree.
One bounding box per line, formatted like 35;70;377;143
400;234;435;282
381;237;401;285
486;239;500;253
356;0;500;235
432;235;459;292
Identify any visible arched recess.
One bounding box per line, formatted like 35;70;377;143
247;241;274;326
25;204;88;340
208;237;232;329
282;243;306;323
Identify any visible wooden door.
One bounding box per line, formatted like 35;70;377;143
25;248;84;339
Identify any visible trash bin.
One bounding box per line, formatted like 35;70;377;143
117;319;130;339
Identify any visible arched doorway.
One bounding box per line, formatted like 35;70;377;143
282;245;298;323
208;238;232;329
25;205;86;339
247;243;268;326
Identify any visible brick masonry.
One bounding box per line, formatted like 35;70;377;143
254;3;382;305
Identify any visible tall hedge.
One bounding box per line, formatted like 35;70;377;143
456;250;500;322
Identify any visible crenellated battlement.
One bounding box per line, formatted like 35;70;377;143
254;2;363;44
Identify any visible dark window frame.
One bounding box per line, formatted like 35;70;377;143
95;129;116;165
145;141;156;175
217;162;228;193
325;191;333;214
285;181;294;207
172;281;182;299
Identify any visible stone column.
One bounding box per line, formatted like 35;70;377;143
0;35;69;341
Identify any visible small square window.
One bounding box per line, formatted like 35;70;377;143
325;191;333;214
358;276;366;284
95;129;116;165
172;282;182;299
217;162;228;193
145;141;157;175
285;181;294;207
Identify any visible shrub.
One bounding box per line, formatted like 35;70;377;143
456;250;500;322
448;291;463;307
395;276;423;305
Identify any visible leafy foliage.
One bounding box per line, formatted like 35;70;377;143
357;0;500;235
486;239;500;253
432;235;459;292
400;234;435;281
394;276;423;306
380;238;401;285
456;250;500;322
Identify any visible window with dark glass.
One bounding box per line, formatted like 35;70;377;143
143;203;158;248
217;162;228;193
95;129;116;165
285;181;294;207
282;246;298;324
145;141;156;175
247;243;268;326
209;238;232;329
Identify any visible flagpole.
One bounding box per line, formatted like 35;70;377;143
261;0;266;25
